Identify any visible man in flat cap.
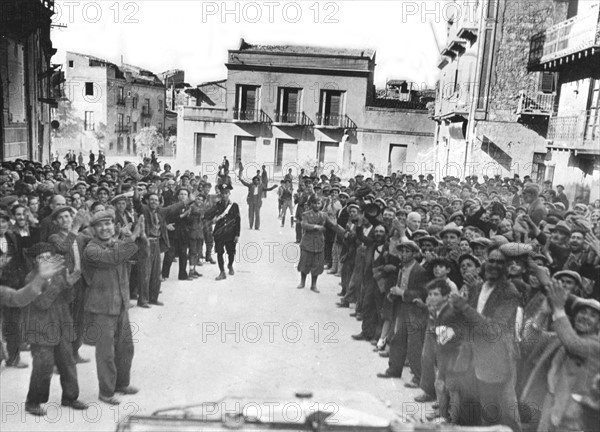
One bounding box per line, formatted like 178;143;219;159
83;210;145;405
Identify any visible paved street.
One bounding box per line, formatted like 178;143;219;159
1;186;430;431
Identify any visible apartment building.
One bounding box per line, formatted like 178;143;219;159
529;0;600;202
176;39;435;176
55;52;166;157
1;0;56;162
432;0;572;184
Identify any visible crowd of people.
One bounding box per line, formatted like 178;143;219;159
1;155;599;431
0;156;240;415
288;170;600;431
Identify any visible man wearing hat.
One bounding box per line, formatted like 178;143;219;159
378;240;430;382
522;281;600;432
21;242;89;416
83;210;145;405
48;207;91;363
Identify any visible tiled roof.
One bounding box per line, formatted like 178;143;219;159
237;39;375;59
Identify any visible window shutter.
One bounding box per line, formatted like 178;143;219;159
540;72;555;93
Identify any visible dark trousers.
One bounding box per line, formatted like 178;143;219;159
27;339;79;405
420;330;437;396
188;238;203;266
161;231;177;278
2;307;22;364
215;239;236;272
324;227;335;266
200;224;213;260
89;309;134;398
341;257;355;301
70;283;86;355
175;240;189;280
477;373;521;431
388;303;427;379
248;199;261;229
140;239;161;304
295;219;302;242
361;280;383;340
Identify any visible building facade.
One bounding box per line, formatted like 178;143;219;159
529;0;600;203
432;0;579;188
176;39;434;177
1;0;56;162
55;52;166;157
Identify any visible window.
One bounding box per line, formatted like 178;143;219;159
132;138;137;154
85;82;94;96
158;122;163;130
144;122;150;128
117;86;124;104
318;90;344;126
117;136;124;153
126;115;130;124
132;122;137;133
84;111;94;131
234;85;259;120
158;98;163;112
117;113;124;130
276;88;301;123
68;60;74;68
132;97;138;109
539;72;557;93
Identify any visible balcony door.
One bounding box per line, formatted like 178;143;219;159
236;85;259;120
277;88;301;123
320;90;343;125
585;78;600;142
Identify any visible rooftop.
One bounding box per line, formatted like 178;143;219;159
66;52;163;86
236;38;375;59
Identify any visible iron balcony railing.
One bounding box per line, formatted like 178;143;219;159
548;110;600;146
516;92;555;116
232;108;271;123
529;6;600;68
273;111;311;125
315;113;357;129
114;124;130;134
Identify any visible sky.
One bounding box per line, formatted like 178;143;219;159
51;1;449;89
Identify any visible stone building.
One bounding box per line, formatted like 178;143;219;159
432;0;573;184
529;0;600;202
176;39;435;177
55;52;166;157
0;0;56;162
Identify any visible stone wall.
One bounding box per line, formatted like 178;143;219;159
487;0;568;122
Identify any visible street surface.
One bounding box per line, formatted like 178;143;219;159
1;185;431;431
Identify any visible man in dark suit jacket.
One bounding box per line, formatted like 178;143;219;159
133;189;191;305
378;240;431;380
449;247;522;431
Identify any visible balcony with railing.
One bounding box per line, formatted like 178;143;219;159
548;110;600;151
273;111;312;126
114;124;130;134
315;113;357;129
141;106;152;117
516;91;556;116
232;108;271;123
116;97;126;106
528;6;600;71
